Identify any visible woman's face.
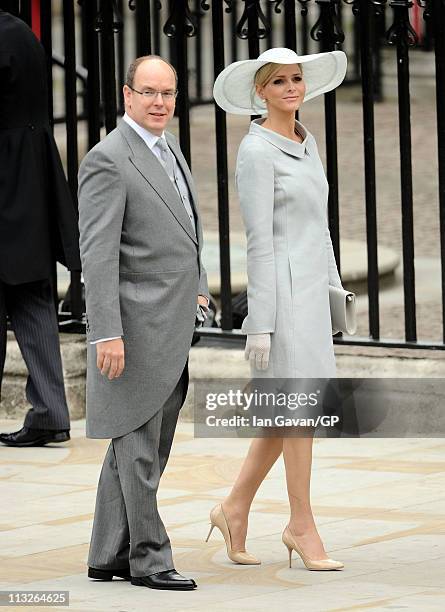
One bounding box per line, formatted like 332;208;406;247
256;64;306;115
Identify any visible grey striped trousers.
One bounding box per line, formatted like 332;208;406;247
88;367;187;577
0;278;70;431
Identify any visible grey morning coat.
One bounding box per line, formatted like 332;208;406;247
78;120;208;438
236;118;344;379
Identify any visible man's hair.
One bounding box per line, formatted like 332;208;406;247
125;55;178;89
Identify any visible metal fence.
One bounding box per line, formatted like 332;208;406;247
9;0;445;350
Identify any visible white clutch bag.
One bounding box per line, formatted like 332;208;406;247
329;285;357;335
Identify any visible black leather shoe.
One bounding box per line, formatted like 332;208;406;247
88;567;131;581
0;427;70;447
131;569;197;590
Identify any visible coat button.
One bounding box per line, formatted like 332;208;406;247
28;123;35;130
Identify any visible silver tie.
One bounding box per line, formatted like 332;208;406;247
155;137;197;235
155;137;176;183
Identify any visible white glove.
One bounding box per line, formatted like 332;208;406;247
244;333;271;371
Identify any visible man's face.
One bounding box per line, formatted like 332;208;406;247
123;59;176;136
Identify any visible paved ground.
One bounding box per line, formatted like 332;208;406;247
0;417;444;612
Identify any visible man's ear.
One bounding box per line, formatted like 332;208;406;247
123;85;131;109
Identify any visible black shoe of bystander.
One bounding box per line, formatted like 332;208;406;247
0;427;70;447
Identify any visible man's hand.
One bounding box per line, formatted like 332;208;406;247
196;295;210;327
96;338;125;380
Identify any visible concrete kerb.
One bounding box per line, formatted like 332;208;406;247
1;333;444;424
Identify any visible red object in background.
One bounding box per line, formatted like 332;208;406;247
31;0;40;40
411;2;423;45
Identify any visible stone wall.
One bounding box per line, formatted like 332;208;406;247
2;335;444;429
0;333;86;421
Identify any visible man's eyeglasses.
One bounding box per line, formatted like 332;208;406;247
127;85;178;100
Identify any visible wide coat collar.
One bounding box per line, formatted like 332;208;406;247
249;118;310;158
117;119;199;245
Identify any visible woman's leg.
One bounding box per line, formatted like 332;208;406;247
283;431;329;559
222;436;283;551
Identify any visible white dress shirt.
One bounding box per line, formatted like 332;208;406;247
122;112;164;157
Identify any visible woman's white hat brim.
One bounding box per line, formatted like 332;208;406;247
213;48;347;115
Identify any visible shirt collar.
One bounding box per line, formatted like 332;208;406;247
122;112;165;150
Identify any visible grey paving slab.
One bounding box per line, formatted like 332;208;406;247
0;417;444;610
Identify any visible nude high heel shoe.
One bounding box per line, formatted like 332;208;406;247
282;526;344;571
205;504;261;565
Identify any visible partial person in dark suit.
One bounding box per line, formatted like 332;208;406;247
0;9;81;447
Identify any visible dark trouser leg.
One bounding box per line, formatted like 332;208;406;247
88;369;186;576
4;279;70;430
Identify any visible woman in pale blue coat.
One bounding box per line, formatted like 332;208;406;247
209;48;348;570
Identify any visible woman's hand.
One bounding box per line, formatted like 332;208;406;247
245;333;271;371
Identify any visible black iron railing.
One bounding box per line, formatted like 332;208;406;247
10;0;445;349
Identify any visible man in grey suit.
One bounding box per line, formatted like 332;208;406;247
78;55;208;591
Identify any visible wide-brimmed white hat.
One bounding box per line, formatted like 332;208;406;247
213;47;347;115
